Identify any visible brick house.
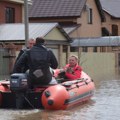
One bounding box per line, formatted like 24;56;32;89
0;0;25;23
0;0;24;76
29;0;105;38
100;0;120;36
0;0;71;75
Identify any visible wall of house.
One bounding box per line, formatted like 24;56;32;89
102;12;120;36
44;27;67;40
72;0;102;38
101;12;120;52
0;1;22;23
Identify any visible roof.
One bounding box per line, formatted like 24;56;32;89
63;25;80;34
29;0;86;18
70;36;120;47
95;0;105;22
100;0;120;18
1;0;32;4
0;23;70;41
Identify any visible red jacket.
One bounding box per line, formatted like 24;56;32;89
63;64;82;80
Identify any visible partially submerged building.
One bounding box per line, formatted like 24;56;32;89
0;23;71;74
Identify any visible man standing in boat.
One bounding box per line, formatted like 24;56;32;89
13;38;35;73
13;37;58;88
59;55;82;80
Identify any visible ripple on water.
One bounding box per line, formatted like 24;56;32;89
1;78;120;120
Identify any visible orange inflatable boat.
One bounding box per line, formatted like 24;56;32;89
0;70;95;110
42;71;95;110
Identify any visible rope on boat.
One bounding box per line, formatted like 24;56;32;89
23;95;35;109
61;78;87;86
62;78;93;91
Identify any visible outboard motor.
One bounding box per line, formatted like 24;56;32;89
10;73;28;92
10;73;28;109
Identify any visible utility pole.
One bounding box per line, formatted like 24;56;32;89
24;0;29;47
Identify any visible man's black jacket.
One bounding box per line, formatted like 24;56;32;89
13;44;58;85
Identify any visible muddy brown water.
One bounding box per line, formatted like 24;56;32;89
0;71;120;120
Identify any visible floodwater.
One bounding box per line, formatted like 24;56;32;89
0;70;120;120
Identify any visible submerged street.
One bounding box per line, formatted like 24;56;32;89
0;70;120;120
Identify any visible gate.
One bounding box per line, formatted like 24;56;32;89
0;48;9;79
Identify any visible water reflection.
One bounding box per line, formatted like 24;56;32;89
1;72;120;120
0;109;40;120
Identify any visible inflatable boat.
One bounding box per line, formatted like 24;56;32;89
0;70;95;110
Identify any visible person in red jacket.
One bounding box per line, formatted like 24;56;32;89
62;55;82;80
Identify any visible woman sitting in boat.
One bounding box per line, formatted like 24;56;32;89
57;55;82;80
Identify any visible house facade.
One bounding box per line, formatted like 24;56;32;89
0;0;24;76
28;0;106;53
0;0;25;23
0;0;71;75
100;0;120;36
100;0;120;52
28;0;120;70
100;0;120;68
70;0;104;38
29;0;105;38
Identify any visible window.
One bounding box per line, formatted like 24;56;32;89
102;27;111;36
82;47;88;52
5;7;15;23
93;47;97;52
118;53;120;67
70;47;78;52
88;8;93;24
112;24;118;36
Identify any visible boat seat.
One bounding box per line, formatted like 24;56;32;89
0;80;10;85
56;78;66;83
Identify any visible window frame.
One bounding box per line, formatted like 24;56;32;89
88;8;93;24
5;7;15;23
